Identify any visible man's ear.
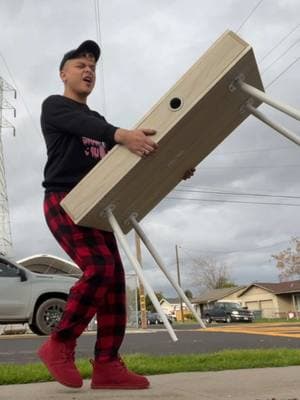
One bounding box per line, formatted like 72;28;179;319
60;70;66;83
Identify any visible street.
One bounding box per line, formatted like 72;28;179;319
1;323;300;364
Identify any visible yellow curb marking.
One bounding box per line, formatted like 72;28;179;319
201;323;300;339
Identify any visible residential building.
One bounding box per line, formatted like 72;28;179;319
237;281;300;318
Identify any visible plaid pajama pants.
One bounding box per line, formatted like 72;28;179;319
43;191;126;361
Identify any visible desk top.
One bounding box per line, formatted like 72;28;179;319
61;31;263;233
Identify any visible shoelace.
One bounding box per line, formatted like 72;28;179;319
114;358;127;371
90;356;127;370
60;345;75;362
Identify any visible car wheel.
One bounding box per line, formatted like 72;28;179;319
28;323;43;335
226;315;232;323
205;315;212;324
33;298;66;335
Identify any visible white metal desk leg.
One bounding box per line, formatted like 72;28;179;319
246;104;300;146
130;215;206;329
238;81;300;121
105;208;178;342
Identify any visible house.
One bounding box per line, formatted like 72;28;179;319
192;281;300;319
237;281;300;318
159;297;190;321
192;286;246;316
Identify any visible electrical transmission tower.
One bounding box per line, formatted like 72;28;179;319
0;77;16;257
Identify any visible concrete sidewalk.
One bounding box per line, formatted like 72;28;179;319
0;366;300;400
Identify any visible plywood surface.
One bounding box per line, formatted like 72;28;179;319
61;31;264;233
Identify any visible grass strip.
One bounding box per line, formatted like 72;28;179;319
1;348;300;385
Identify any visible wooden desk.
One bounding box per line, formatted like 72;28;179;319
61;30;263;233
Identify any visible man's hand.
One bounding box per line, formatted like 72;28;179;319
182;168;196;180
114;128;158;157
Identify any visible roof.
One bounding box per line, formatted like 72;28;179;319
17;254;81;277
163;298;181;304
192;286;245;304
239;280;300;296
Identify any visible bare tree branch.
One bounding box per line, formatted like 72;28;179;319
186;255;236;294
272;237;300;281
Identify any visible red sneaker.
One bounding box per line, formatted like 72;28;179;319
90;358;150;389
38;337;83;388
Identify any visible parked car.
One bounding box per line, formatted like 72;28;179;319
0;256;77;335
138;311;173;325
204;302;254;323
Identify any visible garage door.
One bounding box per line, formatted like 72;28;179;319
260;300;274;318
245;301;259;310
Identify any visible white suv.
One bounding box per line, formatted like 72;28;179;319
0;256;77;335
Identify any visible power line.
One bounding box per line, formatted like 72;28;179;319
181;183;297;194
180;239;297;256
211;145;295;156
261;39;300;75
175;188;300;200
166;196;300;207
236;0;264;33
93;0;107;116
259;23;300;63
266;57;300;88
94;0;101;45
199;164;300;169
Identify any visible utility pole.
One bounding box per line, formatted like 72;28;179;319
0;77;16;258
135;232;147;329
175;244;184;322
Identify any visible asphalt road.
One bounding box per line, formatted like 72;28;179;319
1;323;300;364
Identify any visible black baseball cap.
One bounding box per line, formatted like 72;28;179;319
59;40;101;71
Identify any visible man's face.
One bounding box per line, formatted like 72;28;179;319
60;53;96;97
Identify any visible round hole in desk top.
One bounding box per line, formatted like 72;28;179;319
169;97;183;111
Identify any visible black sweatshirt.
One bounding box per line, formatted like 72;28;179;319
41;95;118;192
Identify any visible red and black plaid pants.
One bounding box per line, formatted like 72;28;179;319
44;191;126;361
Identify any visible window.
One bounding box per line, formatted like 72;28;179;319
0;261;20;277
295;295;300;310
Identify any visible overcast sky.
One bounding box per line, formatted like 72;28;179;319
0;0;299;296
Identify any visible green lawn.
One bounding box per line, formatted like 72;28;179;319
1;349;300;385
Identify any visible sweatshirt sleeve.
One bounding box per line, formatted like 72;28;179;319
41;95;118;145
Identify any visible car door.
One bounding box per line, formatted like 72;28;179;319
0;260;32;320
214;303;226;321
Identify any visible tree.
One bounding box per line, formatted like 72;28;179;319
272;237;300;281
136;288;164;312
145;292;164;312
186;255;236;294
184;289;193;300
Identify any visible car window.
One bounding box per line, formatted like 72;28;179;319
225;303;242;310
0;261;20;277
232;303;242;309
215;303;225;310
